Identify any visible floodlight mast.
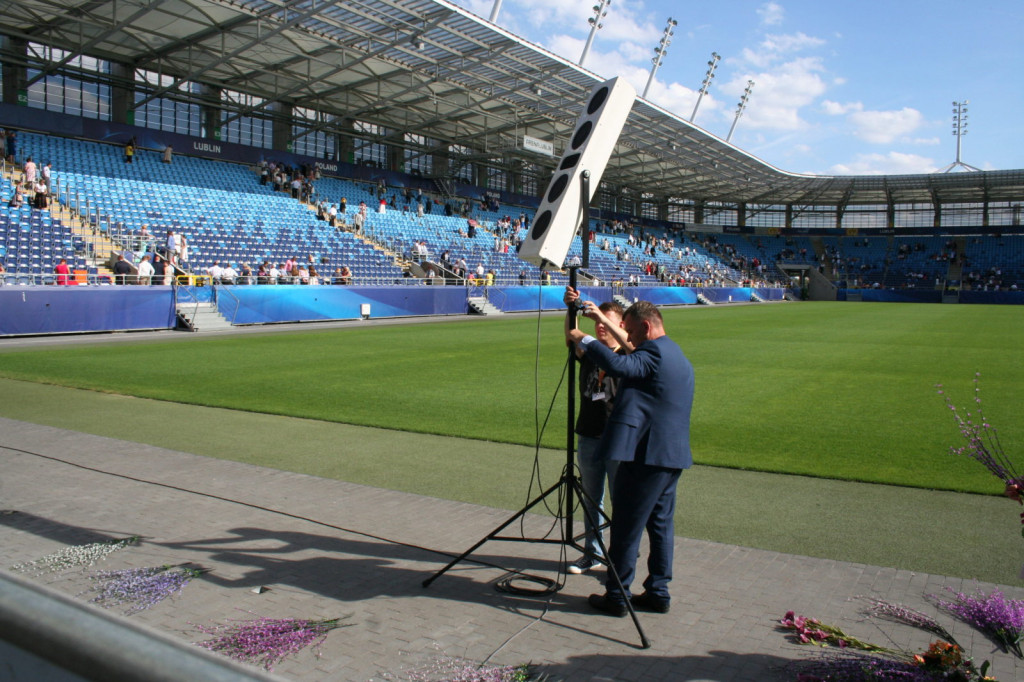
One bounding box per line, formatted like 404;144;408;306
579;0;611;66
642;18;677;99
939;100;980;173
689;52;720;123
726;80;754;142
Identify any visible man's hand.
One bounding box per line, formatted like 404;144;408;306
579;300;607;324
563;286;580;308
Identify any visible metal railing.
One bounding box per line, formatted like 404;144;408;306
0;570;284;682
211;281;241;324
172;281;203;331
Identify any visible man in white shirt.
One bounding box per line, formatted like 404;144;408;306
207;262;223;281
137;255;154;285
221;263;238;284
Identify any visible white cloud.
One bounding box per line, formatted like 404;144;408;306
830;152;938;175
757;2;784;26
848;107;924;144
617;41;652;64
545;33;587;66
510;0;660;57
454;0;496;21
726;27;831;134
760;32;826;55
821;100;861;116
718;57;828;132
647;80;723;123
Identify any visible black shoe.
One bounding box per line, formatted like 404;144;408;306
630;592;670;614
588;593;627;617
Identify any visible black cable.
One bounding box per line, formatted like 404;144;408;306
0;444;537;578
494;572;559;596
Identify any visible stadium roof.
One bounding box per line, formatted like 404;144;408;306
5;0;1024;209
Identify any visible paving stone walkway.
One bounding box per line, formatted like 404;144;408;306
2;417;1023;681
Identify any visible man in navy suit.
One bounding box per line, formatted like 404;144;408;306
567;300;694;616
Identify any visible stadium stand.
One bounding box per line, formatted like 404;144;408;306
0;131;1020;299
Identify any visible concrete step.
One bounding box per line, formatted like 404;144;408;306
467;296;503;315
176;302;233;331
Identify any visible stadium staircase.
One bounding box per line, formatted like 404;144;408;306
1;161;116;282
57;208;118;278
467;295;502;315
810;237;834;277
945;236;967;283
175;300;233;332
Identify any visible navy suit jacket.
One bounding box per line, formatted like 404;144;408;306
582;334;694;470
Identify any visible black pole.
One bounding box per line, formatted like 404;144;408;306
565;265;578;542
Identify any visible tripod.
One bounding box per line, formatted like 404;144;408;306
422;173;651;649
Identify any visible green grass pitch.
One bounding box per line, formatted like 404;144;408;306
0;301;1019;496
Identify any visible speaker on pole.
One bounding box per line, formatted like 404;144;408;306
518;76;636;270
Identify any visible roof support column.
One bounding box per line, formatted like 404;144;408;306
271;102;293;152
109;62;133;125
0;35;28;106
387;137;403;172
509;159;523;196
433;149;450;178
337;120;354;164
200;84;221;141
737;201;746;227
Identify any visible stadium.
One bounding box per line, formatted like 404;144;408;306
0;0;1022;680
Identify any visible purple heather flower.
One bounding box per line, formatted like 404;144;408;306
939;375;1020;489
931;587;1024;658
194;615;349;671
83;565;203;615
863;597;959;648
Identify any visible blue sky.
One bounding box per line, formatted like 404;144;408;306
451;0;1023;176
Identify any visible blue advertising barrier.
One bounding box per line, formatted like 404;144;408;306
959;290;1024;305
0;284;792;336
839;289;943;303
0;287;176;336
219;285;469;324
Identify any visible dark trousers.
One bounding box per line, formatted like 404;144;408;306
605;461;681;602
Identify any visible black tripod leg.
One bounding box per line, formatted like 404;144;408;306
569;476;651;649
422;477;565;588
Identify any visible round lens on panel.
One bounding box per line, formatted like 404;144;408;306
571;121;593;150
587;87;609;115
530;210;552;240
547;173;569;203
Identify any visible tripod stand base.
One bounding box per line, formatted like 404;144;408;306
422;470;651;649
